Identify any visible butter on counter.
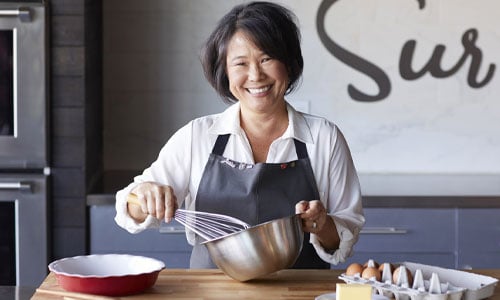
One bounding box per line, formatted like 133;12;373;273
336;283;372;300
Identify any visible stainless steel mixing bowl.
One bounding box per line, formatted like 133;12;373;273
202;214;304;281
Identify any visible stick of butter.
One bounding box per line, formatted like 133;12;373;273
336;283;372;300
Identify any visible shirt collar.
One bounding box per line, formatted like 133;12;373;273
208;101;314;144
282;102;314;144
208;102;242;136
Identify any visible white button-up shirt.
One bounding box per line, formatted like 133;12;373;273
115;102;365;265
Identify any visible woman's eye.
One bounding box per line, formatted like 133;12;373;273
262;57;272;63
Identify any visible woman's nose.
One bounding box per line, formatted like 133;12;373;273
248;63;264;81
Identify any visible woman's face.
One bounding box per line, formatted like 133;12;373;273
225;30;289;114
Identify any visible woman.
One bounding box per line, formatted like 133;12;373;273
115;1;364;269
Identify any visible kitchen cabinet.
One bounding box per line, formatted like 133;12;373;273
457;208;500;269
336;208;456;269
337;207;500;270
89;205;192;268
90;201;500;270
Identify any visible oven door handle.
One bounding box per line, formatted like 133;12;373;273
0;182;33;192
0;7;31;22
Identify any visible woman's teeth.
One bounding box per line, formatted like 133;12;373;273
247;86;270;94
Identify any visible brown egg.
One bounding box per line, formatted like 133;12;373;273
363;259;379;269
393;266;413;286
378;262;395;273
345;263;364;276
361;266;381;281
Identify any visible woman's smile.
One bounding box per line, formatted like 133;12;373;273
247;85;272;95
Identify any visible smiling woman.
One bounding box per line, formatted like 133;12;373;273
114;1;364;274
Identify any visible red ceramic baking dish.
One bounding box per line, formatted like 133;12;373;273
48;254;165;296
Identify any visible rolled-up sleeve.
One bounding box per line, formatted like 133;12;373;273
309;123;365;265
115;182;161;234
114;122;194;234
310;214;363;264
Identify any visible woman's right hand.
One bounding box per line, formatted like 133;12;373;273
127;182;178;223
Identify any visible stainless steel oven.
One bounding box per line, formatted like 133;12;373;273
0;174;48;286
0;1;48;287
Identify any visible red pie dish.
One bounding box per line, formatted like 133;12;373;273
48;254;165;296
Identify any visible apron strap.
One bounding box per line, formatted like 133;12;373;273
212;134;230;155
213;134;309;160
293;139;309;159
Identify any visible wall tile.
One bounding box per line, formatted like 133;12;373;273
51;168;85;198
51;76;85;107
49;0;84;16
52;107;85;137
52;197;86;227
51;16;84;47
52;137;85;167
52;47;85;76
51;227;86;260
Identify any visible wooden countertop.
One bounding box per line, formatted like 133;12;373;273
31;269;500;300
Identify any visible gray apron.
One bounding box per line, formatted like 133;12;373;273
190;134;330;269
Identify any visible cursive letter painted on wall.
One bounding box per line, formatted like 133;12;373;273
316;0;391;102
317;0;495;102
400;28;496;88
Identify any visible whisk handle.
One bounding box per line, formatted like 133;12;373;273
126;193;141;206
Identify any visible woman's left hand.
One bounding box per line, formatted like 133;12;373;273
295;200;328;233
295;200;340;250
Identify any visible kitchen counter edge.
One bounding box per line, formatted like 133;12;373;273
87;193;500;208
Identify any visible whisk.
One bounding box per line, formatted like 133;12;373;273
126;193;250;241
174;209;250;241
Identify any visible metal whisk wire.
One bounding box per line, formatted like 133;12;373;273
174;209;251;241
125;193;250;241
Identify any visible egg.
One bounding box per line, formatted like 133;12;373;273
393;266;413;286
345;263;364;276
361;266;381;281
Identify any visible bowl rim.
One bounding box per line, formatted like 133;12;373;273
48;254;165;278
200;213;302;245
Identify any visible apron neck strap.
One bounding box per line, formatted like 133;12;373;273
212;134;309;159
212;134;230;155
293;139;309;159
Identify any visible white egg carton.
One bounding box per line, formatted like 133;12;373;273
339;261;498;300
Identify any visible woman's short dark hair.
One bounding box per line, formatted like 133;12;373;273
200;1;303;104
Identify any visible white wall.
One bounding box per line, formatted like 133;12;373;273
103;0;500;195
